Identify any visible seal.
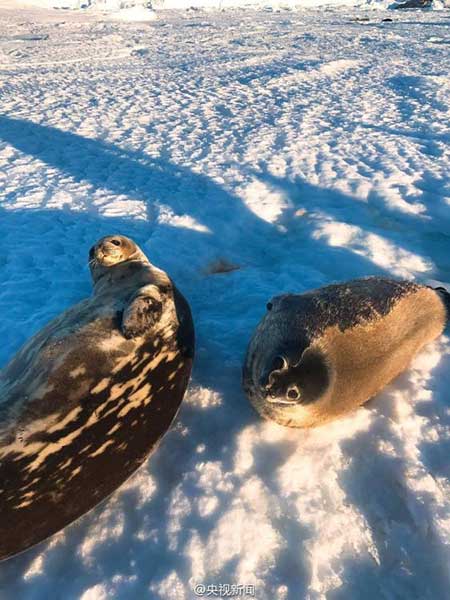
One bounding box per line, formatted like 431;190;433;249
243;277;449;428
0;235;194;561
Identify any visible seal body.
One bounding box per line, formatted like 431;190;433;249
243;277;448;428
0;235;194;561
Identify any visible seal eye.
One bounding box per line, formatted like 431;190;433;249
287;387;300;400
266;302;273;311
111;239;122;247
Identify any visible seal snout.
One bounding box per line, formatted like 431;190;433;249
92;237;124;264
89;235;137;269
260;355;303;405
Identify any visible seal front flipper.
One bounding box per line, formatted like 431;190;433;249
121;284;164;339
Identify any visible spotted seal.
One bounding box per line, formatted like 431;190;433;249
0;235;194;561
243;277;449;428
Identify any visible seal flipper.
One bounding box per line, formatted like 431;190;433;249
121;286;163;339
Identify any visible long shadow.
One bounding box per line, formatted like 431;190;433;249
0;115;275;254
0;115;394;358
416;340;450;479
251;170;450;598
0;205;252;597
330;359;450;599
255;169;450;282
0;116;411;597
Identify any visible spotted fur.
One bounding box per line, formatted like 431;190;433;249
0;235;194;561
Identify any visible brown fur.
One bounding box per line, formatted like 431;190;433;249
0;235;195;561
244;282;447;428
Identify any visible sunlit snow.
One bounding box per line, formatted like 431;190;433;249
0;2;450;599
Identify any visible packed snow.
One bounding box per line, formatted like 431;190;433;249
12;0;449;13
0;2;450;599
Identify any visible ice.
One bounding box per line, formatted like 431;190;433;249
0;3;450;599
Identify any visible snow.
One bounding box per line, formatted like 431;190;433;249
0;3;450;599
108;6;157;20
8;0;449;12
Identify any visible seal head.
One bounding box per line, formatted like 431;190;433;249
89;235;148;277
261;348;330;406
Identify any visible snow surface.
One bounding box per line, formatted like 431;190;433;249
0;4;450;599
11;0;449;14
